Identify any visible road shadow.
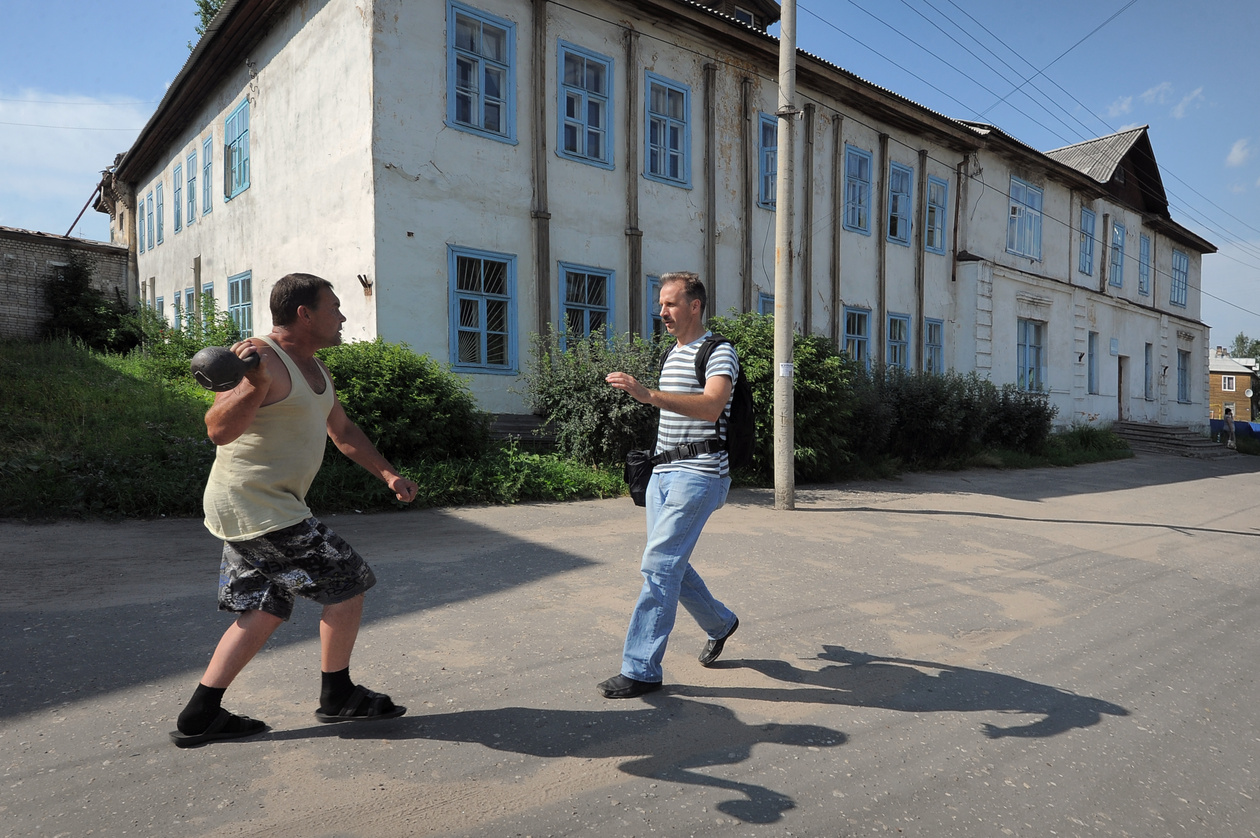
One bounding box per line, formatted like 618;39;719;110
680;645;1129;738
269;695;846;824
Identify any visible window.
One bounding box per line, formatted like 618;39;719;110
1170;249;1189;307
887;163;912;245
645;72;690;186
1078;207;1095;275
450;246;516;372
645;275;665;337
559;264;612;346
1006;176;1043;259
1087;331;1099;394
225;99;250;199
1138;234;1151;296
173;164;183;233
1109;222;1125;287
1017;318;1044;392
925;176;947;254
732;6;755;25
558;42;611;167
1177;349;1190;403
202;137;213;214
1222;374;1236;392
843;307;870;369
146;191;154;251
758;291;774;316
137;200;145;252
186;151;197;225
887;314;910;368
448;2;515;142
1144;343;1154;400
200;282;214;326
185;288;196;330
155;183;164;244
843;145;872;234
228;271;253;337
924;318;944;374
758;113;777;209
156;296;164;322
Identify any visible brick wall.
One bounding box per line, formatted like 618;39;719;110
0;227;130;341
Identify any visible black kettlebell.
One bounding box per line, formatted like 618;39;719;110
190;346;261;392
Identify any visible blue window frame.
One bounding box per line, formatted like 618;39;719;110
758;291;774;316
186;151;197;225
228;271;253;337
645;275;664;338
202;137;213;214
1017;318;1045;392
559;263;613;346
1138;234;1151;296
137;198;145;252
155;296;164;322
146;191;154;250
184;288;196;330
557;42;611;167
1006;176;1043;260
758;113;777;209
155;183;164;244
448;2;516;143
924;318;944;374
1109;222;1125;287
887;313;910;368
173;164;183;233
1170;249;1189;307
887;163;912;245
450;245;516;372
1087;331;1099;394
225;99;250;199
644;71;690;187
843;306;870;369
201;282;214;326
1078;207;1095;275
843;145;872;234
925;176;947;254
1177;349;1190;403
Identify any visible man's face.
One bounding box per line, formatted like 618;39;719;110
658;279;700;337
304;286;346;347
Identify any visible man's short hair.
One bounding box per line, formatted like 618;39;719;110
271;273;333;326
660;271;707;313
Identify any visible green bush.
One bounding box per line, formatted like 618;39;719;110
317;338;491;463
518;326;665;464
43;253;142;354
125;294;243;384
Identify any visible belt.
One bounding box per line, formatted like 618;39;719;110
651;438;724;465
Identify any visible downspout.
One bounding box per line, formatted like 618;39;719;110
531;0;552;337
876;133;889;365
914;148;927;370
740;76;754;313
830;114;844;343
704;63;717;314
800;103;814;332
951;154;967;284
625;30;643;335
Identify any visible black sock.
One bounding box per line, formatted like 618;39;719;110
321;667;355;712
177;683;227;735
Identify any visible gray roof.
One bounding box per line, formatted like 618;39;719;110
1044;127;1148;184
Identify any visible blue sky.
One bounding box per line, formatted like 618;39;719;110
2;0;1257;342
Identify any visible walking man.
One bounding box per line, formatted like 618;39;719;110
599;271;740;698
171;273;419;747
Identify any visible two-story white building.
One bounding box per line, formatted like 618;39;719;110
95;0;1214;427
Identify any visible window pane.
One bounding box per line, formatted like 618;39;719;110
588;276;606;307
566;274;587;304
457;256;480;291
485;299;507;333
484;66;503;100
455;15;478;52
459;298;480;329
667;89;684;120
481;24;506;62
650;84;666;115
565;309;585;336
486;333;507;366
564;54;583;87
458;330;481;364
483;102;501;133
483;260;507;295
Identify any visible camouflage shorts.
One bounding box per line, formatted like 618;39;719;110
218;518;376;621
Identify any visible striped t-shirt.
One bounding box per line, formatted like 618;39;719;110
655;332;739;478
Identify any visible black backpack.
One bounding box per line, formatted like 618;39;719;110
660;334;756;470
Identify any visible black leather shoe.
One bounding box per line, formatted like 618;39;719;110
699;618;739;667
597;674;663;699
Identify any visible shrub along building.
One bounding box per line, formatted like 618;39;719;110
94;0;1215;426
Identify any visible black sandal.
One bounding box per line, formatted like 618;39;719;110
315;685;406;723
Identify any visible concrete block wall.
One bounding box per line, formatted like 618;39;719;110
0;228;129;341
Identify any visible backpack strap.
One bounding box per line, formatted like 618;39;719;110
654;334;733;461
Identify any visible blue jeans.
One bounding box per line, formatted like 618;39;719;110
621;469;736;682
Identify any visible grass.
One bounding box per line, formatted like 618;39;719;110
0;339;1141;521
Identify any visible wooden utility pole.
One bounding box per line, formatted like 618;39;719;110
772;0;798;510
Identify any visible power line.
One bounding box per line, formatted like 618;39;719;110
0;119;141;131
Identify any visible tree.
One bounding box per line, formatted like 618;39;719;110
189;0;226;49
1230;332;1260;360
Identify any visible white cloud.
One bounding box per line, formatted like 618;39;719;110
1117;122;1144;132
1141;82;1173;104
1171;87;1204;119
1226;138;1252;167
1108;96;1133;118
0;89;148;240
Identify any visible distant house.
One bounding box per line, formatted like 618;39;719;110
1208;348;1258;421
0;226;129;341
94;0;1215;427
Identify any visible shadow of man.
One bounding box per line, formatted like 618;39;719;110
281;694;845;824
683;645;1129;738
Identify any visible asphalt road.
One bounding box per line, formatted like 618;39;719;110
3;452;1259;837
